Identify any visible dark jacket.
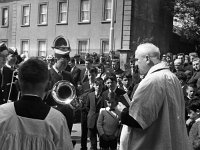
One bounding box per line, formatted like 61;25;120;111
44;67;74;133
1;66;18;102
71;66;81;87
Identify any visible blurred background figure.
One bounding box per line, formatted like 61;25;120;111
46;55;56;69
173;59;185;73
68;57;81;88
96;63;107;81
1;47;19;103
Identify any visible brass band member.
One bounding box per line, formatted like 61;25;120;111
44;47;74;133
1;47;18;103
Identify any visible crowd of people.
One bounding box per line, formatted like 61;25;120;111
0;41;199;150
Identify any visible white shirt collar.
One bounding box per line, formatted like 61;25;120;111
5;62;12;69
109;87;117;93
53;65;60;74
123;85;128;92
71;66;76;72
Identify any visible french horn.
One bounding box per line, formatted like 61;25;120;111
51;80;81;110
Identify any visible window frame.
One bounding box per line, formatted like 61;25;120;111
78;0;91;24
38;39;47;57
21;4;31;27
38;2;48;26
20;39;30;55
101;0;116;23
77;38;90;56
57;1;68;25
1;6;9;27
100;39;109;54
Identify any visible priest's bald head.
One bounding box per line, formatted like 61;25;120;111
135;43;161;75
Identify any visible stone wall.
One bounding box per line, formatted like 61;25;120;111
130;0;174;54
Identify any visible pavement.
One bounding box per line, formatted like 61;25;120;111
71;123;120;150
71;123;100;150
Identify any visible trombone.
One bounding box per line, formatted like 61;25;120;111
7;69;20;102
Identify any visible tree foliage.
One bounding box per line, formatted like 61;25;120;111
173;0;200;42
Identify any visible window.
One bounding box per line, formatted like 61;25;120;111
58;1;68;24
22;5;30;26
103;0;111;21
2;7;8;27
38;40;47;57
79;0;90;23
21;40;29;55
101;39;109;54
78;39;89;55
38;3;48;25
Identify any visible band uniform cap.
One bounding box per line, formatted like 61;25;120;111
0;43;8;52
52;45;70;59
8;47;18;56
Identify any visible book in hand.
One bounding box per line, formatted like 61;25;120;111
118;93;131;108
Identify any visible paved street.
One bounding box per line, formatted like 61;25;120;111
71;123;100;150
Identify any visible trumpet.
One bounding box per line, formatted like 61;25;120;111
51;80;82;110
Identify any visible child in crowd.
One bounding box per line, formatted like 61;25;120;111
97;92;120;150
188;101;200;150
86;77;104;150
185;84;199;132
121;73;133;98
185;84;198;108
116;72;123;89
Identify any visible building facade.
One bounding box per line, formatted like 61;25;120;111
0;0;173;63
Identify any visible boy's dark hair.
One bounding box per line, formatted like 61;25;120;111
70;57;75;63
175;72;187;82
85;58;93;64
186;100;200;113
94;77;104;85
115;71;124;76
104;73;117;82
122;72;132;79
18;57;49;84
186;84;197;91
89;67;98;74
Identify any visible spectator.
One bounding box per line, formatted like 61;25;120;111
188;58;200;86
97;92;120;150
174;59;185;73
188;101;200;150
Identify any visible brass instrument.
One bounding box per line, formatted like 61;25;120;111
51;80;82;110
7;69;19;102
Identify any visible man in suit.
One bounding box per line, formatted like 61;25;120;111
80;67;97;150
80;58;93;84
86;77;104;150
44;47;74;134
69;57;81;88
1;47;18;103
111;60;124;75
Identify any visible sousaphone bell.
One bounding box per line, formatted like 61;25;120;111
51;80;81;110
